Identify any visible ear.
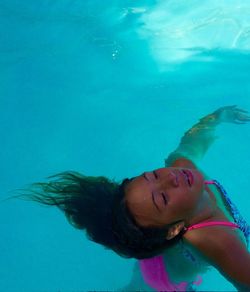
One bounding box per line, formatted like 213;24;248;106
165;221;185;240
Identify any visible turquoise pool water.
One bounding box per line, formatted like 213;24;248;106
1;1;250;291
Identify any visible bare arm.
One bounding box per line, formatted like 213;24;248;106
165;106;250;167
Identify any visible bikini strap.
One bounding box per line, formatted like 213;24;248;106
185;221;239;232
204;179;250;245
204;180;215;185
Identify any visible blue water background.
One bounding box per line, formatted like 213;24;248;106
1;0;250;291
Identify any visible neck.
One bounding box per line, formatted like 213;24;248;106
186;186;218;227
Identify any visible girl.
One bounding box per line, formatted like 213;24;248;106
13;106;250;291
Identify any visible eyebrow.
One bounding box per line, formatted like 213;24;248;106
143;173;160;212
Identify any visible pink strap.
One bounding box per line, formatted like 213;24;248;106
204;180;214;185
186;221;239;231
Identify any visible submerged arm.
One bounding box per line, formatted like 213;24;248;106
165;106;250;167
190;230;250;291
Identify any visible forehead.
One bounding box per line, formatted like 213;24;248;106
124;174;154;208
124;176;162;226
125;176;146;200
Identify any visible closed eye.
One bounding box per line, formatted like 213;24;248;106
161;193;167;205
153;171;158;179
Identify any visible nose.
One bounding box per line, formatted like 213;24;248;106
167;171;179;187
156;171;179;189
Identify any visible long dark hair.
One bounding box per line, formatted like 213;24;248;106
9;171;184;259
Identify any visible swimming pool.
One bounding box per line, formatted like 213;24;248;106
1;0;250;291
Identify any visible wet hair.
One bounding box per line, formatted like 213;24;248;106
9;171;185;260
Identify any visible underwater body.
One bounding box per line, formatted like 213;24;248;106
0;0;250;291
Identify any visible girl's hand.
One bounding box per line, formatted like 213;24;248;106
215;105;250;124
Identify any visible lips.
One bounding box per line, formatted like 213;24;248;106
186;169;194;186
182;169;194;187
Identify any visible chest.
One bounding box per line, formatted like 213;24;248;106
201;177;247;246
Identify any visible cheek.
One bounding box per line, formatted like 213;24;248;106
170;190;196;215
168;195;187;216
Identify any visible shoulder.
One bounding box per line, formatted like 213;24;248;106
184;226;250;289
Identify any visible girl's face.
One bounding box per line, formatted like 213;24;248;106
124;167;205;227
